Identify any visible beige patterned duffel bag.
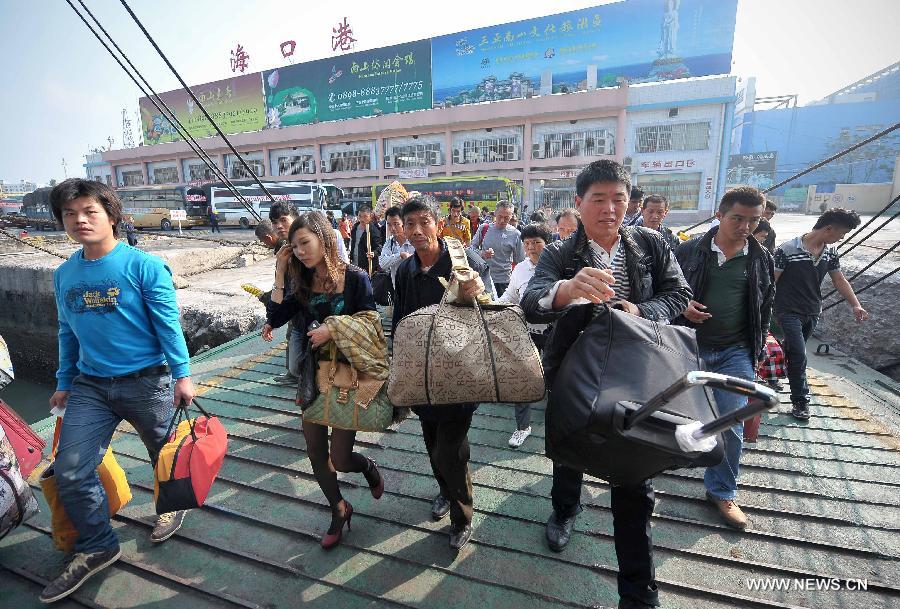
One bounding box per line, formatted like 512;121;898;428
388;238;545;407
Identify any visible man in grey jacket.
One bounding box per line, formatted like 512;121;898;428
473;201;525;297
521;160;690;609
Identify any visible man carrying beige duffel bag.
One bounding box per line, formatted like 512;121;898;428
389;195;544;551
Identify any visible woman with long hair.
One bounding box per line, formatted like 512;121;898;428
262;211;384;549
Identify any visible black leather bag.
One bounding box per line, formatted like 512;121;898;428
295;337;319;410
546;306;726;486
371;271;393;306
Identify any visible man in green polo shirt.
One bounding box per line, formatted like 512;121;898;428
674;187;775;530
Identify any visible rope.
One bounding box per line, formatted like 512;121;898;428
0;230;69;260
65;0;260;221
837;208;899;258
821;238;900;301
822;266;899;312
678;122;900;234
837;194;900;251
118;0;278;211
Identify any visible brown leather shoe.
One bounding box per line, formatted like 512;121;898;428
706;491;748;529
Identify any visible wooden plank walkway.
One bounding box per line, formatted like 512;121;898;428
2;334;898;609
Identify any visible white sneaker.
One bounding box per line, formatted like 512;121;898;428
508;427;532;448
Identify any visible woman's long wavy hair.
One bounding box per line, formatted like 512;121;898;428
287;211;346;305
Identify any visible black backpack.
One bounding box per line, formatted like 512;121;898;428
546;306;725;486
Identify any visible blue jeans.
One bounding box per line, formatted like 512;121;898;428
55;372;174;554
777;313;819;405
699;345;754;501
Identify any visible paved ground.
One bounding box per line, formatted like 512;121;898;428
2;332;898;609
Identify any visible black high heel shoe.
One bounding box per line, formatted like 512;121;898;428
321;501;353;549
366;459;384;500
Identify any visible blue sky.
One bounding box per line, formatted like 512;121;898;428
1;0;897;184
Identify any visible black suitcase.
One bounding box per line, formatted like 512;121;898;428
546;307;778;487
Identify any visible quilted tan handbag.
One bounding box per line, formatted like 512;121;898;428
388;238;545;406
303;349;394;432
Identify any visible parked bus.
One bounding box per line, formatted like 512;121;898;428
371;176;523;214
203;180;330;228
116;185;207;230
20;188;61;230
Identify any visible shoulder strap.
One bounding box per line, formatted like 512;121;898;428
477;223;489;248
444;237;471;272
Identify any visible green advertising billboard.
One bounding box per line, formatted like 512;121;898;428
139;73;266;145
262;39;432;128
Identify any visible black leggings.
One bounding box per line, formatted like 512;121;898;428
303;421;372;510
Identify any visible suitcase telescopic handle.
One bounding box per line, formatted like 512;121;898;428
625;371;779;432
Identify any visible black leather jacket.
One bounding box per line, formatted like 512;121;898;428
673;227;775;360
521;222;691;383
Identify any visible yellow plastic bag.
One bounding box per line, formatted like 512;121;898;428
39;418;132;552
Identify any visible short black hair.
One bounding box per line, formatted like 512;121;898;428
254;219;278;239
575;160;631;198
50;178;123;237
765;200;777;212
520;222;552;244
529;210;547;223
719;186;765;214
630;186;644;201
813;207;861;230
752;219;771;235
358;204;373;215
400;195;440;222
642;194;669;209
555;208;580;223
385;206;402;219
449;196;464;209
269;201;298;221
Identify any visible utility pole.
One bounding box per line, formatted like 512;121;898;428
62;157;68;178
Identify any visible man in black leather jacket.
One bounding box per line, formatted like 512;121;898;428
673;187;774;531
521;160;690;609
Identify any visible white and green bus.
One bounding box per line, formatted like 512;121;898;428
203;180;334;228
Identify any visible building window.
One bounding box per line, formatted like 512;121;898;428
531;178;576;211
635;122;710;153
454;137;521;164
325;149;372;172
276;155;315;175
120;170;144;186
228;159;265;179
532;128;615;159
224;152;265;179
385;143;443;168
151;166;179;184
635;172;702;210
184;162;216;182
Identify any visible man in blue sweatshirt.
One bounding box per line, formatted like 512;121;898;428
40;179;195;604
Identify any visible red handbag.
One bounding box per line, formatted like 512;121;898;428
0;400;45;478
154;399;227;514
757;334;787;382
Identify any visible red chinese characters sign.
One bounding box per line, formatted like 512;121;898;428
332;17;357;52
639;158;696;172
